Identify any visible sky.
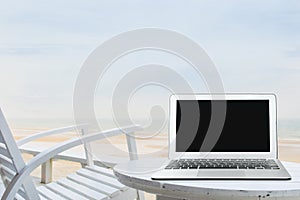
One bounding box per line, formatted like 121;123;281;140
0;0;300;128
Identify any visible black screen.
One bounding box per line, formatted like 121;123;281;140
176;100;270;152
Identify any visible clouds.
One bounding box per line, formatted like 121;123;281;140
285;46;300;58
0;0;300;123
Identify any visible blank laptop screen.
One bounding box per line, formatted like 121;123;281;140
176;100;270;152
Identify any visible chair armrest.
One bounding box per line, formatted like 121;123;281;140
2;125;142;200
16;124;88;146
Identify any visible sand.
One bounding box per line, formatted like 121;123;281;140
10;128;300;200
279;139;300;163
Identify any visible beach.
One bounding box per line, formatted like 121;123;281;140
9;128;300;200
278;139;300;163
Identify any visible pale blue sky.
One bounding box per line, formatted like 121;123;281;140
0;0;300;126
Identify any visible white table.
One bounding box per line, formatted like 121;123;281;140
114;159;300;200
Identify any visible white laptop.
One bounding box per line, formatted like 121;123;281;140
152;93;291;180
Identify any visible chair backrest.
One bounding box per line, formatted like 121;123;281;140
0;108;39;200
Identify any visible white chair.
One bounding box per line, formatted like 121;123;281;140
0;108;142;200
17;125;139;184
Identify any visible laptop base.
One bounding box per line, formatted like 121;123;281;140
151;160;291;180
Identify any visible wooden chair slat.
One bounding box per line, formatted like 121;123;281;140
0;154;16;172
57;178;109;200
37;186;67;200
67;173;121;197
46;182;89;200
76;169;127;191
17;187;27;199
85;165;115;178
1;166;16;180
0;145;10;158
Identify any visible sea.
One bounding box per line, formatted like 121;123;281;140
7;118;300;140
278;119;300;140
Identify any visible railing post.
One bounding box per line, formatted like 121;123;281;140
81;126;94;167
125;132;138;160
41;158;52;184
125;131;144;200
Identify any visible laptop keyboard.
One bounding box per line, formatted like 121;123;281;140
165;159;280;170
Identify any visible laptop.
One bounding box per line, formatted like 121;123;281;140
152;93;291;180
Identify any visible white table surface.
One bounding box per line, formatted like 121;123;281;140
114;158;300;200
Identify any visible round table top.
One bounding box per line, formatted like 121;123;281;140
114;158;300;200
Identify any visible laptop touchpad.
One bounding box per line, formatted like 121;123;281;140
197;170;246;178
